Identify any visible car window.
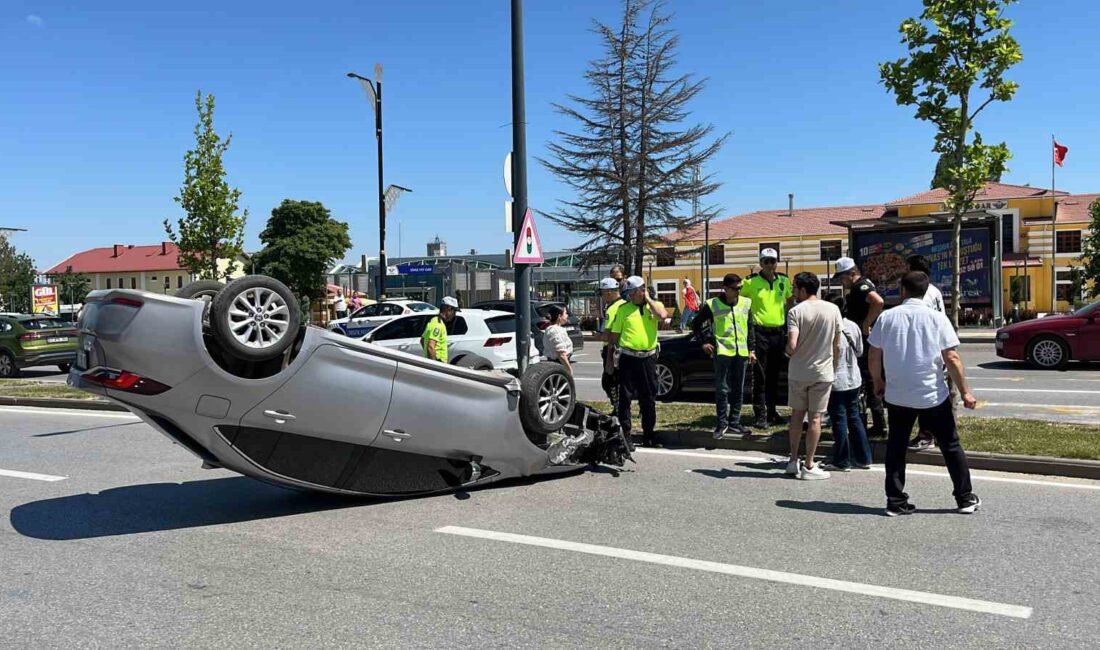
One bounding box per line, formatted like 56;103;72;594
355;305;380;318
406;302;434;313
450;317;468;336
22;318;66;330
1074;300;1100;317
0;321;11;333
380;304;404;316
372;316;429;341
485;315;517;334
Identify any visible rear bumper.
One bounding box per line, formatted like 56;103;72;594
21;350;76;367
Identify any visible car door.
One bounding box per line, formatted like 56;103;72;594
345;304;382;337
367;315;432;356
1080;305;1100;360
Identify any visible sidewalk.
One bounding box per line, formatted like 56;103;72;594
585;328;999;344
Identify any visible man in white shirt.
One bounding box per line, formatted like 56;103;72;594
907;255;945;312
869;271;981;517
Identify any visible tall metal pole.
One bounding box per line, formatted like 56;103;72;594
704;219;710;297
376;77;386;301
511;0;531;373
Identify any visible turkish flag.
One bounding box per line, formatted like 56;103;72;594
1054;141;1069;167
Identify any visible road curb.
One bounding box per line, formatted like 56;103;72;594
0;396;129;412
651;431;1100;481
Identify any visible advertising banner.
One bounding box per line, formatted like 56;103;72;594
852;228;991;304
31;284;60;315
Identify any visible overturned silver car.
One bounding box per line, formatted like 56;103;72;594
69;275;632;497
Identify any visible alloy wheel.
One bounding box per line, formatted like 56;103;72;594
655;363;675;397
226;287;292;349
1032;339;1063;368
537;373;572;424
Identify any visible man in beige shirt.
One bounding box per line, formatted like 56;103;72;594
784;272;842;480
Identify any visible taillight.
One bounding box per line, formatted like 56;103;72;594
81;368;170;395
111;296;144;308
484;337;512;347
20;332;43;341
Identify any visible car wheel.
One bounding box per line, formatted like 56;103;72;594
519;361;576;437
175;279;225;302
210;275;301;362
1026;336;1069;370
453;354;493;371
58;363;71;373
654;360;681;401
0;350;17;378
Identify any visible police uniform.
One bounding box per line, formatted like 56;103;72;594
693;294;754;433
743;270;792;423
601;297;626;403
608;295;664;446
421;315;449;363
843;274;887;434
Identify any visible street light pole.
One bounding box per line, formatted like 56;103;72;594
347;66;387;301
511;0;532;374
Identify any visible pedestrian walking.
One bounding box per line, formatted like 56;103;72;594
834;257;886;437
542;304;574;376
680;278;700;332
743;248;793;429
821;307;872;472
869;271;981;517
334;290;349;320
783;273;842;480
692;273;756;437
906;254;948;451
598;277;626;404
421;296;459;363
605;275;668;447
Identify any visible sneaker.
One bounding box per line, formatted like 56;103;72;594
753;416;770;430
908;435;935;451
712;425;728;440
768;412;787;425
885;502;917;517
852;463;873;470
958;495;982;514
799;462;831;480
729;424;749;436
820;462;850;473
785;458;800;475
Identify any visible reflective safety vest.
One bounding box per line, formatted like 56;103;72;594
709;296;751;357
421;316;449;362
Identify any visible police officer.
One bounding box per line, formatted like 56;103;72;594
599;277;626;404
422;296;459;363
693;273;756;437
605;275;668;447
744;248;793;429
834;256;886;436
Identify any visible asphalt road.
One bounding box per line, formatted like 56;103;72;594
2;405;1099;648
570;342;1100;425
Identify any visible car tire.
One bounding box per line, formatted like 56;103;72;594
519;361;576;437
210;275;301;363
1026;335;1069;370
175;279;225;302
655;360;681;401
58;363;71;373
0;350;18;379
453;354;493;371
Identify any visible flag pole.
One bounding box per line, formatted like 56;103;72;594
1051;134;1057;312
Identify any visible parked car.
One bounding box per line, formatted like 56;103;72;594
995;299;1100;369
328;299;436;338
472;300;585;354
67;276;633;498
652;330;788;404
362;309;540;371
0;314;79;378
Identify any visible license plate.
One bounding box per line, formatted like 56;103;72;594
76;350;88;370
47;337;68;344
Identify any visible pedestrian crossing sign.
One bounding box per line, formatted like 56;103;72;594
512;208;545;264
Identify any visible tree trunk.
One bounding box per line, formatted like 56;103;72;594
951;210;963;328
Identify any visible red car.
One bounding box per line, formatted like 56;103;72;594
995;300;1100;369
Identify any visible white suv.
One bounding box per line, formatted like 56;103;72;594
328;299;436;338
361;309;540;371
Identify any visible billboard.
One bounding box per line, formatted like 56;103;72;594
852;228;992;304
32;284;60;315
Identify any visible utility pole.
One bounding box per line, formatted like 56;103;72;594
346;65;387;300
511;0;531;374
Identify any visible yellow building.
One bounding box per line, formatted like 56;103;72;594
648;183;1096;320
45;242;247;295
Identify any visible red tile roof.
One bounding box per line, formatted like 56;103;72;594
44;243;184;275
1055;194;1099;223
886;182;1065;207
674;204;888;242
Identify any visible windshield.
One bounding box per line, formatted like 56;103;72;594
406;302;434;312
22;318;67;330
485;315;517;334
1074;300;1100;317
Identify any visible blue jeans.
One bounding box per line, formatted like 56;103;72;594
680;307;697;330
827;387;872;468
714;355;748;429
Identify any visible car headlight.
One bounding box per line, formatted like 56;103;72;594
996;332;1010;340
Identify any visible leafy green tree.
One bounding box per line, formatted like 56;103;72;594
48;266;92;306
1080;197;1100;300
164;91;248;281
0;232;37;313
931;151;1001;190
251;200;351;301
880;0;1022;327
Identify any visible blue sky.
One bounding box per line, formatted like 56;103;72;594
3;0;1098;271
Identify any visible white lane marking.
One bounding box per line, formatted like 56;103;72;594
437;526;1032;619
972;388;1100;395
0;406;139;419
575;361;604;364
639;448;1100;491
0;468;68;482
977;402;1100;413
972;376;1100;383
574;378;601;382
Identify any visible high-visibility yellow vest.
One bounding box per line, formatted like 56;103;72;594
421;316;449;362
709;296;751;357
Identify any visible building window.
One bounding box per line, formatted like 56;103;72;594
177;276;184;288
106;278;112;289
708;280;724;297
655;247;676;267
708;245;725;266
1056;270;1084;303
655;281;677;308
759;242;780;261
1001;214;1016;254
1009;276;1031;304
1056;230;1082;254
819;240;842;261
118;277;124;289
130;277;137;289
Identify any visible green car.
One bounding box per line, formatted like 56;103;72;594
0;314;79;378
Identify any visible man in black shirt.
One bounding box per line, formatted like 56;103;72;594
834;256;886;436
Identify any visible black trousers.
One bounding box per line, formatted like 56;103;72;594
858;336;887;432
601;346;619;405
752;327;786;418
617;354;658;440
884;398;974;507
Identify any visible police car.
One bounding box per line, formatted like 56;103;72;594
327;299;436;337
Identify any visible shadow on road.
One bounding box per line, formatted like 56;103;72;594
976;361;1030;371
690;468;786;480
775;500;956;516
10;477;359;540
32;421;143;438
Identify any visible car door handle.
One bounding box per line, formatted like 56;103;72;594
383;429;410;442
263;410;296;423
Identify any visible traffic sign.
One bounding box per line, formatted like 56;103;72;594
396;263;434;275
512;208;544;264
